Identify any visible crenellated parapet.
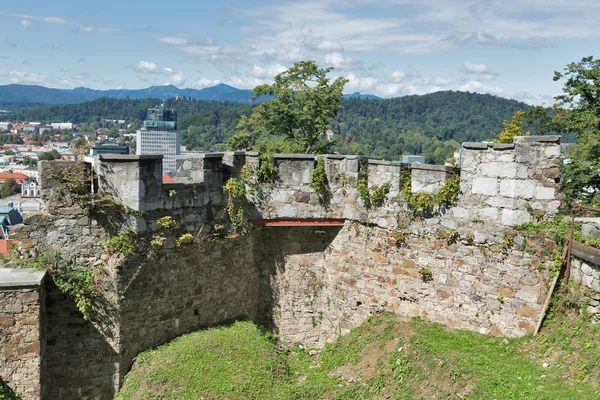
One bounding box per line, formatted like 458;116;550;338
35;136;563;235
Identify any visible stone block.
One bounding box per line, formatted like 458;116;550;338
478;207;498;221
535;186;555;200
472;178;498;196
451;207;470;220
499;179;535;199
481;162;518;178
501;209;531;226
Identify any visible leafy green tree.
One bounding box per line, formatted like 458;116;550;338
230;61;349;154
549;56;600;205
1;178;18;198
38;149;61;161
22;156;37;166
494;110;530;143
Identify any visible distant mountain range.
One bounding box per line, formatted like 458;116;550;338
0;84;382;107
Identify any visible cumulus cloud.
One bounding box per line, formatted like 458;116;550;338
459;80;502;94
135;61;159;73
324;52;352;68
133;61;186;86
389;70;405;82
192;78;222;88
463;61;492;74
0;70;46;84
251;64;287;78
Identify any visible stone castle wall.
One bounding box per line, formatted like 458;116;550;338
0;136;567;399
0;271;46;400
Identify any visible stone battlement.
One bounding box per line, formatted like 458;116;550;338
36;135;562;235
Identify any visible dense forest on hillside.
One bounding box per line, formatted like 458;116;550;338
9;91;531;163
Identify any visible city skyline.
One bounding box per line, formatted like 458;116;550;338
1;0;599;105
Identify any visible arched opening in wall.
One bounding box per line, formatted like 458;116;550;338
24;189;29;197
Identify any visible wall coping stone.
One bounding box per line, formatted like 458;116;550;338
178;152;224;159
0;268;45;289
514;135;561;143
99;155;163;161
462;142;489;150
411;164;454;172
223;151;247;156
274;154;315;160
490;143;515;150
367;159;402;166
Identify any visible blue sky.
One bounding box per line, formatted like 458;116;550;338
0;0;598;104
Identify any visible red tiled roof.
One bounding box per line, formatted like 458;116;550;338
0;172;29;184
162;173;176;184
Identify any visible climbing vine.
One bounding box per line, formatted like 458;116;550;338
356;170;392;209
48;162;115;217
401;166;460;218
224;165;251;232
14;252;101;321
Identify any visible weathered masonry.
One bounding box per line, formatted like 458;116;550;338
1;135;589;400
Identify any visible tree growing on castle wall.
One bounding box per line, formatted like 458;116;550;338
494;110;530;143
229;61;349;154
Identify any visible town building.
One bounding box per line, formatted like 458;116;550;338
0;171;30;185
21;180;41;198
136;106;180;174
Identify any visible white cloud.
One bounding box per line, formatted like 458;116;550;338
135;61;159;73
160;36;188;46
192;78;222;88
251;64;287;78
42;16;67;24
389;70;405;83
1;70;46;84
324;52;352;68
164;72;185;86
20;20;31;29
459;80;502;94
464;61;492;74
346;72;378;92
78;25;120;33
60;79;84;88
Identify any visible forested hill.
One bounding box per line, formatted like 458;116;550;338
10;91;529;163
332;91;529;161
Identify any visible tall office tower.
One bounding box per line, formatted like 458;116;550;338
136;106;180;174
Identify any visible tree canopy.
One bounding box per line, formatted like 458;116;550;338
542;56;600;206
230;61;349;154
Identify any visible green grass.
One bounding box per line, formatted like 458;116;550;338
118;291;600;400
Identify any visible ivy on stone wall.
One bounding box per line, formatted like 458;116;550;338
401;166;460;218
310;156;330;205
356;170;392;209
11;252;101;321
48;162;115;217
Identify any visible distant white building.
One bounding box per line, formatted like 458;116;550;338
50;122;73;130
21;180;41;198
0;122;12;131
136;107;180;174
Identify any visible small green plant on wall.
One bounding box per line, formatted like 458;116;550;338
419;268;433;282
357;170;392;209
401;166;460;218
310;156;329;202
